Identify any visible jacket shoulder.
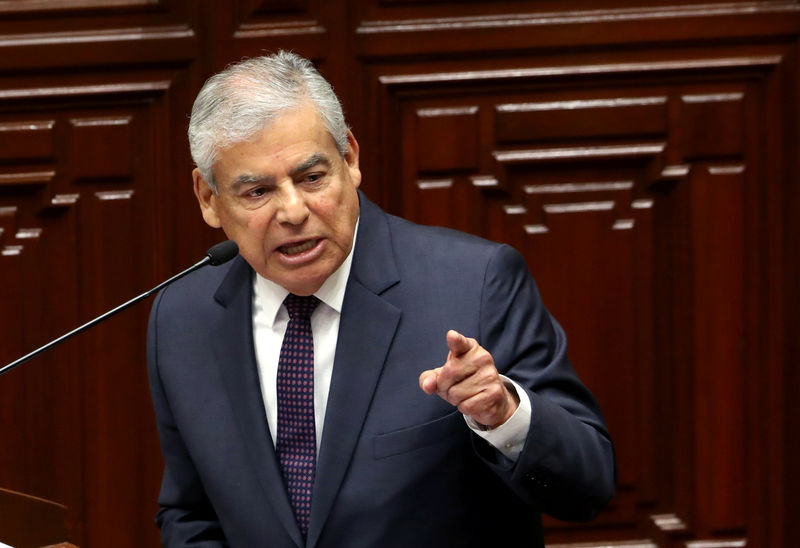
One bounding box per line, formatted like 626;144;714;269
152;254;249;317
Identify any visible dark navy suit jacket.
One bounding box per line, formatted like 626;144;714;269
147;193;615;547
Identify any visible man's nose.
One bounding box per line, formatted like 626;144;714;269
276;184;310;225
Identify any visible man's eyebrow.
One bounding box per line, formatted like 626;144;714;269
231;173;276;189
228;154;331;189
290;153;331;177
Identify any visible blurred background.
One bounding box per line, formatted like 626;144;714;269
0;1;797;546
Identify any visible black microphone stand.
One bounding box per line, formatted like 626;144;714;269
0;240;238;378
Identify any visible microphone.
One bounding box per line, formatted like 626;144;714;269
0;240;239;377
206;239;239;265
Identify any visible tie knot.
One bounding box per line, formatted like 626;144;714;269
283;293;319;320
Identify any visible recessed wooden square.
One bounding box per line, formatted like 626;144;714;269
681;93;744;160
415;106;479;172
69;116;133;181
0;120;54;161
496;96;667;143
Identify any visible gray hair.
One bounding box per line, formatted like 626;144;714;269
188;50;349;192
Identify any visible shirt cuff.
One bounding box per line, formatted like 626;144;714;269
463;376;531;461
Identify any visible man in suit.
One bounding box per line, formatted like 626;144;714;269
147;51;615;547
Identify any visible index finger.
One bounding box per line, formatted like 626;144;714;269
446;329;475;358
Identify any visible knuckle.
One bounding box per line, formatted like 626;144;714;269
458;400;476;417
487;382;504;399
443;384;461;405
477;368;498;386
441;361;460;377
471;344;488;358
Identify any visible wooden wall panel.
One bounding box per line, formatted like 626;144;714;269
0;3;195;543
0;1;164;13
0;2;797;547
361;7;797;541
689;165;747;535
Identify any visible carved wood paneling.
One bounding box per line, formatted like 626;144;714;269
689;165;747;535
365;17;795;540
0;0;163;14
229;0;327;57
495;97;668;142
356;2;800;56
238;0;311;17
0;63;185;547
0;120;54;160
0;2;797;547
68;117;134;181
416;106;480;172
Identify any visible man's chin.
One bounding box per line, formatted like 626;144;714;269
270;271;328;297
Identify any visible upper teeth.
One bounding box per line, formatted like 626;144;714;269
281;240;316;255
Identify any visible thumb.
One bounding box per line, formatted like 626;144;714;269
419;367;441;394
446;329;474;358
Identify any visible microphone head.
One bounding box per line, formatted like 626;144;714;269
206;240;239;266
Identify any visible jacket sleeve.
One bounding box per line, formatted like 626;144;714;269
475;244;617;522
147;290;230;547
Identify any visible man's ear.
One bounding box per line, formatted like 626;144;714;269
192;168;222;228
344;130;362;188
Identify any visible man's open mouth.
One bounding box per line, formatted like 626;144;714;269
278;239;318;256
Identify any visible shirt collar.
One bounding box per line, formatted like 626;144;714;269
253;218;359;327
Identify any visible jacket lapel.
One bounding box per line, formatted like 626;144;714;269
307;195;401;547
210;256;304;547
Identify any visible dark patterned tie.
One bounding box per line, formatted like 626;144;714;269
276;293;319;537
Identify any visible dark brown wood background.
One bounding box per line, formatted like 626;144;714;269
0;1;797;547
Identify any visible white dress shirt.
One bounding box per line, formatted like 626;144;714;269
251;226;531;460
252;241;353;453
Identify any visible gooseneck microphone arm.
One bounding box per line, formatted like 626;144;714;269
0;240;239;378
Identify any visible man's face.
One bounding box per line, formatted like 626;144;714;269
193;101;361;296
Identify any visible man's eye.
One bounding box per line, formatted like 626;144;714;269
304;173;323;184
247;187;267;198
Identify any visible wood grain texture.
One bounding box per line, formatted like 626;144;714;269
0;2;797;546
